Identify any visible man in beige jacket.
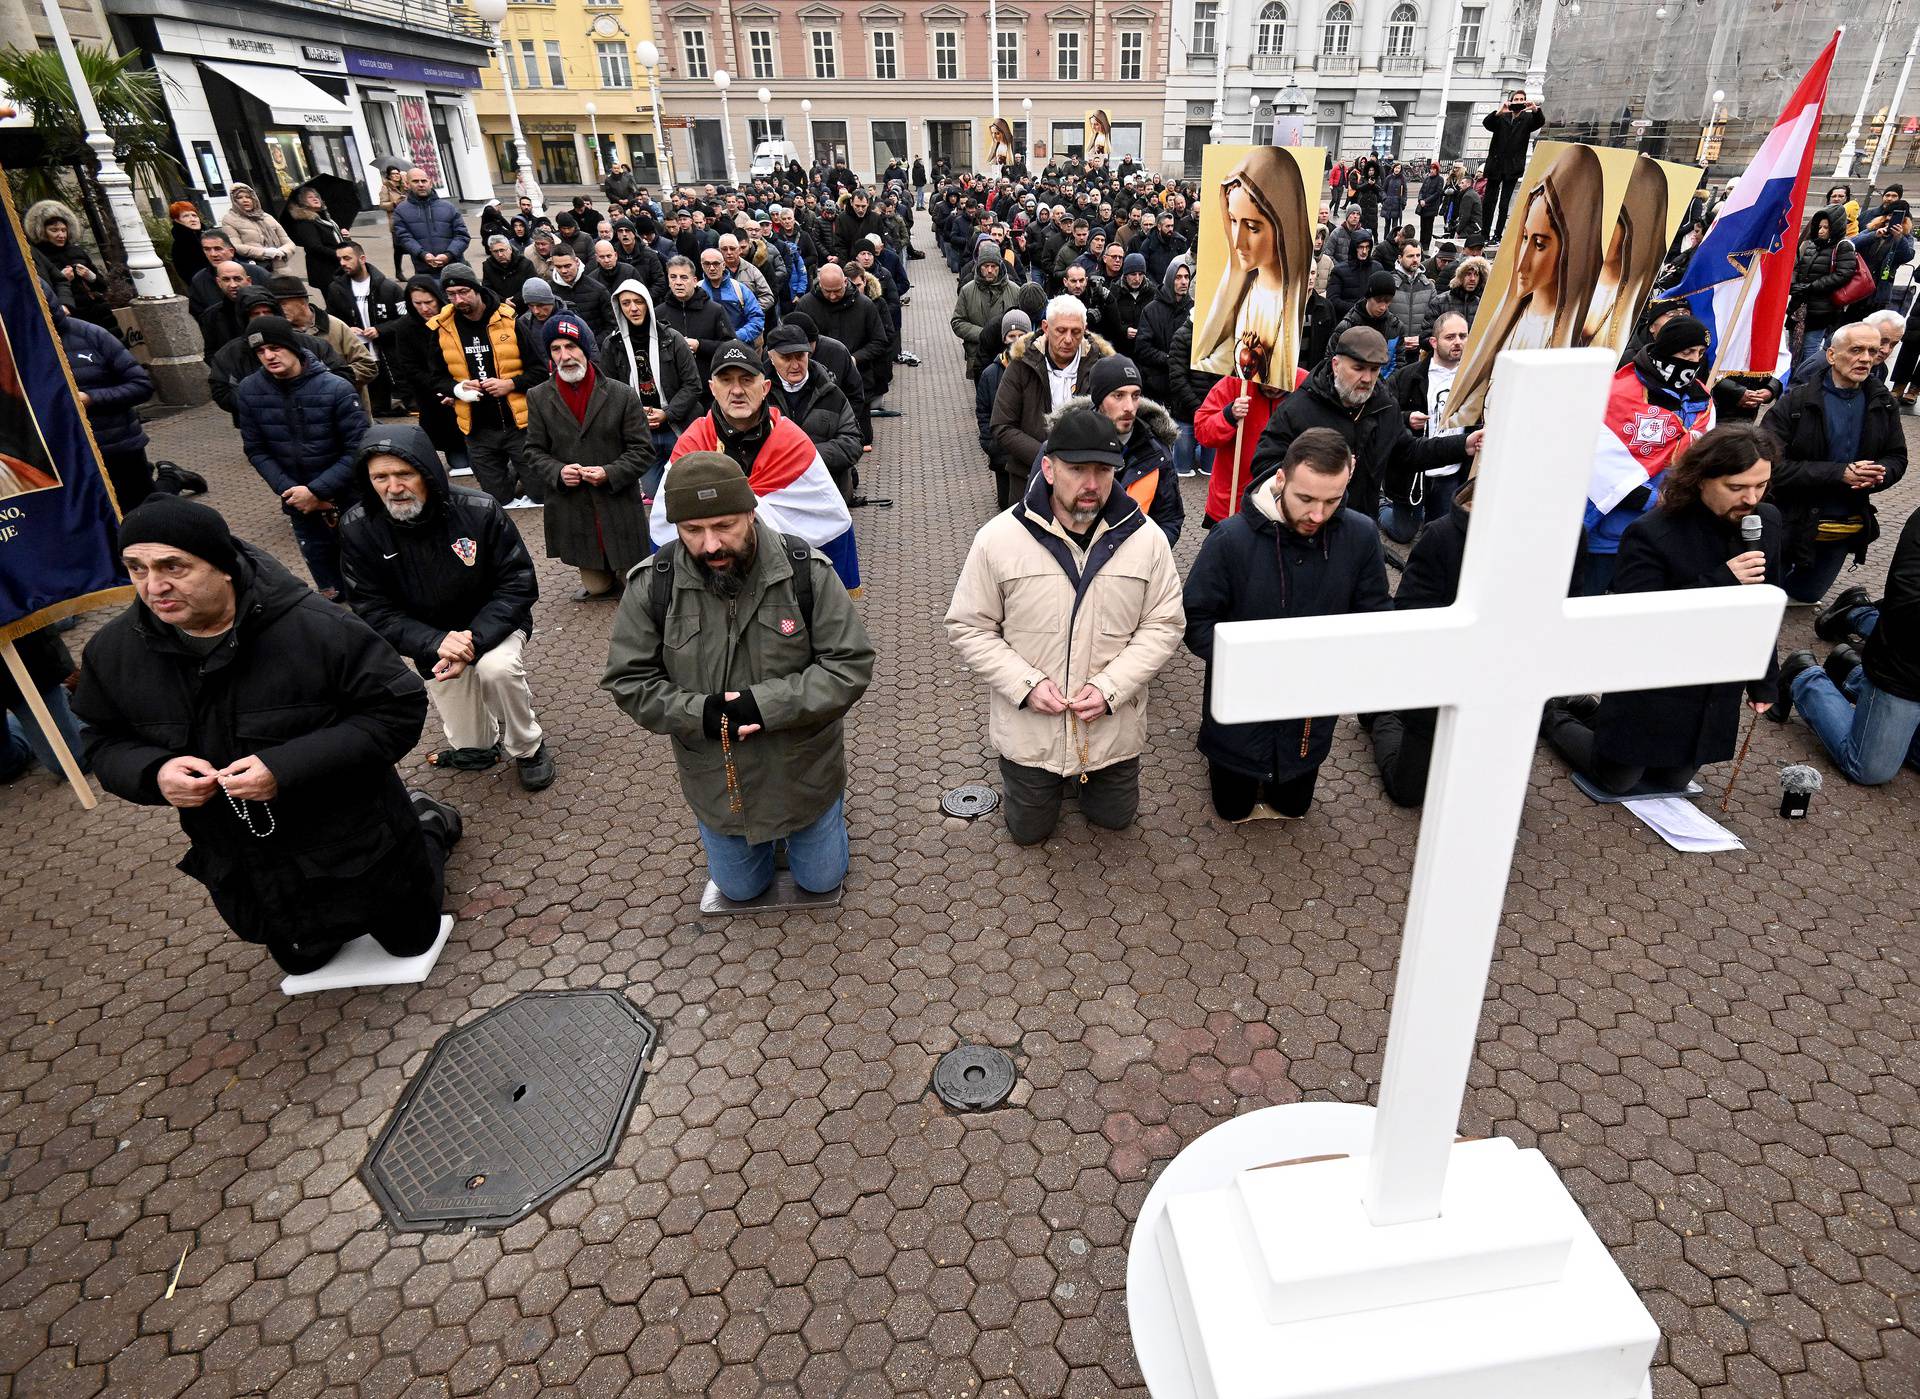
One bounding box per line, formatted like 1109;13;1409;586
946;404;1186;845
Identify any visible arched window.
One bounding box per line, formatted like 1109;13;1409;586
1322;2;1352;55
1386;3;1418;57
1257;2;1288;55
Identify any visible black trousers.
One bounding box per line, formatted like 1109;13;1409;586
999;755;1139;846
102;448;155;509
1371;710;1436;809
1419;213;1437;250
1542;708;1698;796
1486;172;1523;239
1208;763;1319;820
266;815;453;974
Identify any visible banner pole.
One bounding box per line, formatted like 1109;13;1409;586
1;640;95;810
1705;260;1763;387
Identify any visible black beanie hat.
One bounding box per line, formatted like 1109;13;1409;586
1367;269;1397;299
1087;354;1142;407
1650;314;1711;358
119;495;239;576
244;315;303;354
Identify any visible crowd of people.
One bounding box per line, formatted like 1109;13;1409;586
6;97;1915;978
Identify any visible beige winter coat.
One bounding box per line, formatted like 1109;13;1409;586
946;485;1185;776
220;184;296;269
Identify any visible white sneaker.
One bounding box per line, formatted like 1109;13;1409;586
505;495;539;510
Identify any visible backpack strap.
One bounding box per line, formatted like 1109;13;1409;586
649;534;815;655
647;541;678;632
781;533;815;640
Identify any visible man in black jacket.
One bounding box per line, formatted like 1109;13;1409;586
206;287;354;419
73;496;463;976
765;324;862;500
187;229;267;321
1543;424;1781;793
1250;326;1480;521
830;189;885;263
792;265;892;407
783;310;870;447
339;424;552;789
1482;89;1546;242
1777;504;1920;782
545;246;616;339
658;255;738;381
1183;427;1392;820
326;242;409;416
1764;321;1909;603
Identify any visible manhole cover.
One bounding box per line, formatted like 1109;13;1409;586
941;784;1000;819
362;991;657;1232
932;1045;1017;1111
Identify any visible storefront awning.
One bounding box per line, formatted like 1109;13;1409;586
201;60;350;128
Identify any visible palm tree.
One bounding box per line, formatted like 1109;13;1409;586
0;43;179;304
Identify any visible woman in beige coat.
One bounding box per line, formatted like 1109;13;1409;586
218;183;295;270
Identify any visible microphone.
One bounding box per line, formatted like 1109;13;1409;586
1741;513;1763;548
1780;763;1822;819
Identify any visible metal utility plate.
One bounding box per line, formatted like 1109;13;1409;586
932;1045;1017;1111
362;990;657;1233
940;783;1001;819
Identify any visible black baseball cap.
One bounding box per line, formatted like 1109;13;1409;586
1044;404;1126;467
764;324;810;353
710;340;764;377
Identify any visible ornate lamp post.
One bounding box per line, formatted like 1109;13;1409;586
714;69;738;185
635;40;674;190
757;85;772;161
584;100;604;179
1022;95;1033;169
473;0;544;214
802;98;816;166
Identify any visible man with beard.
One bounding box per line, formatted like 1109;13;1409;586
1382;309;1474;543
603;452;875;902
1100;252;1156;351
524;314;655;601
427;264;549;508
1543;424;1781;793
719;233;778;319
1250;326;1480;524
339;424;553;789
947;404;1184;845
829;188;885;263
765;324;862;502
325;241;409;416
653;342;860;590
952;240;1022;381
1183;428;1392;820
74;497;463;977
1028;356;1183;546
658;255;739;381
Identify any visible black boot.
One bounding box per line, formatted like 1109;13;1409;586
154;461;209;496
1771;650;1818;723
408;789;464;847
1823;644;1863;688
1814;585;1873;643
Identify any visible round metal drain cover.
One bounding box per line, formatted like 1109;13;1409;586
932;1045;1016;1111
941;784;1000;819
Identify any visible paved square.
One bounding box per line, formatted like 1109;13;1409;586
1;232;1917;1399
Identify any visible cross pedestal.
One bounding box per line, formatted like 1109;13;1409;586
1125;350;1786;1398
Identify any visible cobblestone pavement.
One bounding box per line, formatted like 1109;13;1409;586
2;221;1918;1399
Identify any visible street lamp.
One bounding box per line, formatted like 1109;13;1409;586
714;69;738;186
802;97;816;166
1022;95;1033;169
636;40;674;191
472;0;544;215
584;100;604;180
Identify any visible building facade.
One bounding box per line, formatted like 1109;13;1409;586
1163;0;1555;177
469;0;665;192
650;0;1172;184
103;0;494;220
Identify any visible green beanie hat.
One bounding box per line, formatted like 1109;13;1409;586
664;451;757;523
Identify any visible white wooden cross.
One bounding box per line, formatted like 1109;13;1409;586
1209;348;1785;1228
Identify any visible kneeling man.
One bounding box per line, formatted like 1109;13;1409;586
74;497;462;975
604;453;875;899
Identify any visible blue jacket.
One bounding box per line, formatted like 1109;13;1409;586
57;313;152;455
233;351;371;505
391;192;471;269
702;273;765;341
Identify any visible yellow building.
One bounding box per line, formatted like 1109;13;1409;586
470;0;665;192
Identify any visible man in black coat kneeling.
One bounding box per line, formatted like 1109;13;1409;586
74;497;463;976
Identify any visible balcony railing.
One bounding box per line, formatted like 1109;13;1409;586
290;0;493;41
1315;52;1357;76
1252;52;1294;74
1381;53;1424;76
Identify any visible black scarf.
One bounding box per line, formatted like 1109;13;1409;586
1633;343;1699;412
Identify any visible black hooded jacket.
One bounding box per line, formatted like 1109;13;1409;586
1135;276;1191;406
656;281;738;380
481;248;539;305
322;261;409;342
338;423;539;675
207;288;352;417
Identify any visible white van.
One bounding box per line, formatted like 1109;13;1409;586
750;140;802;176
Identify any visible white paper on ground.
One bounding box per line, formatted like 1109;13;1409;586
1621;796;1744;853
279;915;454;995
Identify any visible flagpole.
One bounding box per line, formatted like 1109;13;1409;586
1705;259;1763;387
1;641;94;809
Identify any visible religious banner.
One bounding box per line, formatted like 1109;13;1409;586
1085;109;1113;164
399;95;444;190
984;117;1016;170
1581;148;1701;355
1190;142;1326;390
0;168;130;646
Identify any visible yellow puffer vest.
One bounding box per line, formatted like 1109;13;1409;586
429;301;529;432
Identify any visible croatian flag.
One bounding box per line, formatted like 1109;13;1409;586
1671;32;1840;378
1588;365;1708;515
654;408;861;592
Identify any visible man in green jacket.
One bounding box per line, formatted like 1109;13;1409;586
602;453;875;900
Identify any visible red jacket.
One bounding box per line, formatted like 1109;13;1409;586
1195;369;1308;523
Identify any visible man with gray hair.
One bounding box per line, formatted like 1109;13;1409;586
990;294;1114;469
719;232;776;316
1864;307;1907;382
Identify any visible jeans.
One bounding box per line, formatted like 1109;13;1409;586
288;508;345;597
1486;172;1521;238
0;715;30;781
1791;610;1920;782
1209;763;1319;819
4;681;85;776
1781;543;1851;604
1174;421;1200;474
1381;470;1460;544
643;427;679;499
698;795;850;900
998;755;1140;845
